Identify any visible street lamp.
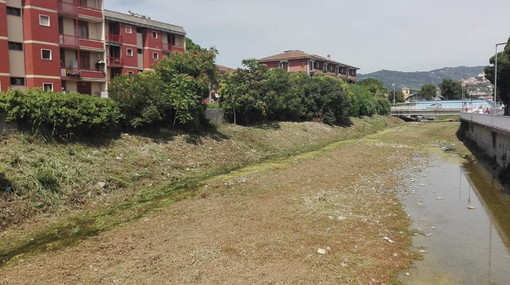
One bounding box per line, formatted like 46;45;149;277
392;83;396;105
494;42;507;115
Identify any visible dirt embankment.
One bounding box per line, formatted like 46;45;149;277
0;119;464;284
0;117;401;231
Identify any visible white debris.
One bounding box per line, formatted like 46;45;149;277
383;237;395;244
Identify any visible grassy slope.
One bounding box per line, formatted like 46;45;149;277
0;116;402;231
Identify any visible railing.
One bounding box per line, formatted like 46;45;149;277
60;34;104;50
59;34;79;48
106;34;122;43
58;1;102;19
61;68;105;80
162;43;185;53
58;1;77;15
460;113;510;133
107;57;123;66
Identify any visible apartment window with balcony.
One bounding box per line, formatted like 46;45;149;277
8;42;23;51
78;21;89;38
10;77;25;86
168;34;176;45
39;15;50;27
126;49;133;56
80;52;90;69
41;49;52;60
43;83;53;92
6;6;21;16
125;25;132;34
279;61;289;71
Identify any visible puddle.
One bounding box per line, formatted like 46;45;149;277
398;153;510;284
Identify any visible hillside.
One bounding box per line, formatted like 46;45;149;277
359;66;485;90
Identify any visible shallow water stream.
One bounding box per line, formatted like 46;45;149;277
398;151;510;284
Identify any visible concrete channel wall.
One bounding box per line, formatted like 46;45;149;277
461;113;510;168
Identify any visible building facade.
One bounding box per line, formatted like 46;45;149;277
0;0;186;96
258;50;359;83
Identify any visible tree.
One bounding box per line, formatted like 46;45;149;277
155;49;218;128
109;71;167;129
419;83;437;100
484;37;510;115
439;79;462;100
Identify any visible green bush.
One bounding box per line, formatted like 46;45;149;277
3;89;122;138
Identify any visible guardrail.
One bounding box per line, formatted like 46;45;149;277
460;113;510;133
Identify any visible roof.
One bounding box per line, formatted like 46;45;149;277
216;64;235;73
259;50;359;70
104;10;186;36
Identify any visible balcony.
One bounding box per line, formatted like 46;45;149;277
107;57;123;67
162;43;185;54
58;1;103;21
59;34;104;51
106;34;122;44
61;68;106;81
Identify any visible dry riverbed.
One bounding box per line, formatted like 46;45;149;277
0;121;465;284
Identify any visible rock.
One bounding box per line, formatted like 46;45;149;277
467;206;476;210
97;182;106;189
317;248;327;255
436;197;444;200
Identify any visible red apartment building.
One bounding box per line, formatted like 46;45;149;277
259;50;359;83
0;0;186;96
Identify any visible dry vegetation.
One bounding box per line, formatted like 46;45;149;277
0;119;465;284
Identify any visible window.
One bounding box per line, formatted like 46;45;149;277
78;21;89;38
39;15;50;27
10;77;25;86
125;25;132;34
41;49;52;60
137;48;142;54
152;31;158;39
79;51;90;69
126;49;133;56
8;42;22;51
153;52;159;60
6;7;21;16
127;71;134;75
43;83;53;91
79;0;88;7
168;34;176;45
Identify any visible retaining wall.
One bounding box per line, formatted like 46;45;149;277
461;113;510;168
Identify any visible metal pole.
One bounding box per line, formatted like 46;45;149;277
494;42;507;115
392;83;396;105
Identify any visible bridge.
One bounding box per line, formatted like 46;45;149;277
391;99;496;119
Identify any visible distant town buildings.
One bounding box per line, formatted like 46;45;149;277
258;50;359;83
0;0;186;96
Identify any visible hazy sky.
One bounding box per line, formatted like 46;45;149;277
105;0;510;73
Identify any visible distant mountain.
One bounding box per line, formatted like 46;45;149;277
358;66;485;90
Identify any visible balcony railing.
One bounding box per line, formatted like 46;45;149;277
61;68;106;81
162;43;185;53
58;1;103;20
106;34;122;43
107;57;123;66
59;34;104;51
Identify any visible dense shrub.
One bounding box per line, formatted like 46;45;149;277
2;89;121;138
109;49;218;130
108;71;168;129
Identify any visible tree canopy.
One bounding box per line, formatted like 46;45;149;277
484;37;510;115
439;79;462;100
419;83;437;100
